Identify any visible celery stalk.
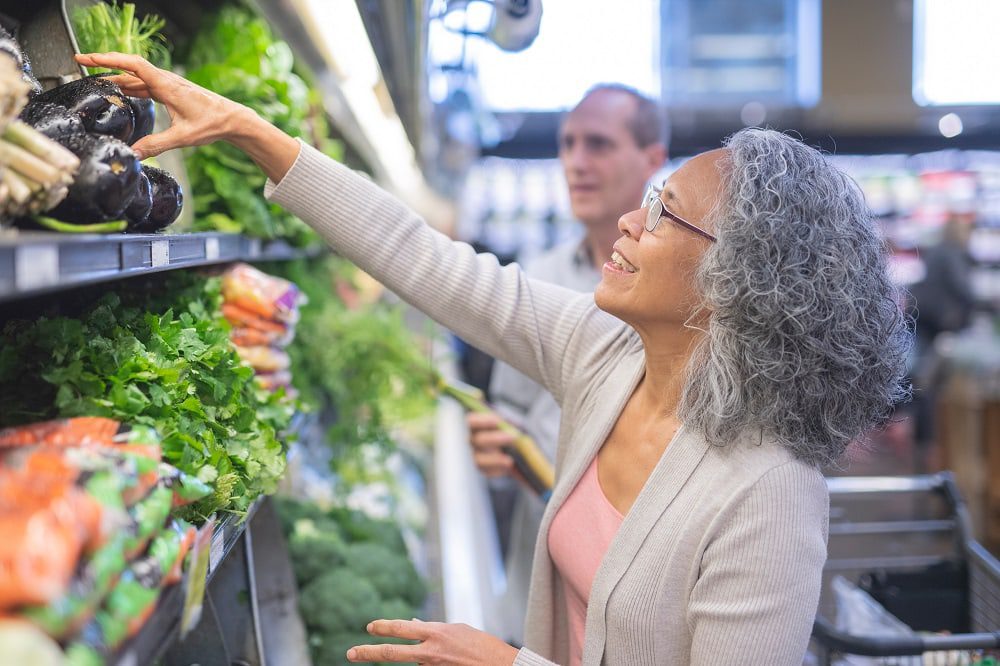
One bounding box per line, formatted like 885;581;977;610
0;139;62;186
3;121;80;173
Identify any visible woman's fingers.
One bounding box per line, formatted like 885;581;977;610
106;74;149;93
131;125;186;159
367;619;431;640
75;52;154;79
346;642;423;663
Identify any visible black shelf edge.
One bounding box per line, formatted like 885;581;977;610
108;497;268;666
0;231;325;304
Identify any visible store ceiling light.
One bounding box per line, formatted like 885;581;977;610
938;112;963;138
292;0;423;195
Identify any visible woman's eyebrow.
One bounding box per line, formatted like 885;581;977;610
662;188;682;210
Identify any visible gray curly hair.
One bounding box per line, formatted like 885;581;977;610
678;128;911;467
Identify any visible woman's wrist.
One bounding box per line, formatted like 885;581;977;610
224;106;301;184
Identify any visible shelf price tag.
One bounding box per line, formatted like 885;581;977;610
151;240;169;268
180;518;215;638
15;244;59;291
205;237;220;261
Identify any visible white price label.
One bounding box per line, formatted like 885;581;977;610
205;237;220;261
209;532;224;572
247;238;261;258
151;240;169;267
15;244;59;290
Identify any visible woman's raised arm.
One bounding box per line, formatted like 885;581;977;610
72;52;618;402
74;52;299;182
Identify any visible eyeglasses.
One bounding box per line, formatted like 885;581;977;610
641;185;717;243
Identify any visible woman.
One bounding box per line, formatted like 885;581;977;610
76;52;910;665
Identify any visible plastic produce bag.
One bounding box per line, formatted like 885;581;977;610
221;263;303;325
234;345;291;373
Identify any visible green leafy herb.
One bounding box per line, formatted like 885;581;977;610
0;273;293;521
265;258;435;456
72;2;171;73
181;5;341;246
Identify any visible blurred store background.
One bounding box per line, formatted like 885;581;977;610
2;0;999;663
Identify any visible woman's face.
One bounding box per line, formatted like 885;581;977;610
594;148;726;332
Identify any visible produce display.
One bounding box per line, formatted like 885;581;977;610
275;496;426;666
0;3;184;234
181;5;339;245
0;418;199;661
0;273;295;521
0;1;437;663
221;263;303;392
271;258;437;458
0;32;80;222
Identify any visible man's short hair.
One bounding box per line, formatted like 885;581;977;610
575;83;669;148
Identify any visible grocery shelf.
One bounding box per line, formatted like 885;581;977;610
107;498;265;666
0;231;324;303
207;497;265;584
111;572;186;666
108;409;308;666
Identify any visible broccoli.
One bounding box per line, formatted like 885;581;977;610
328;507;407;552
343;542;426;607
377;597;416;622
288;518;348;586
298;567;382;635
273;495;329;536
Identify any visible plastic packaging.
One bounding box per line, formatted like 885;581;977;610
221;263;303;324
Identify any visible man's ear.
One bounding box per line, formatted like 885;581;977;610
643;142;667;176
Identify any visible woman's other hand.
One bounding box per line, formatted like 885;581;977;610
73;52;299;182
347;619;518;665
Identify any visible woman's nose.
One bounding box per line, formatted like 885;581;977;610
618;208;645;239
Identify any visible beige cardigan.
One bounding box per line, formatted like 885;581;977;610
266;143;829;666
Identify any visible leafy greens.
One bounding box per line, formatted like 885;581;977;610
0;273;293;521
181;5;341;246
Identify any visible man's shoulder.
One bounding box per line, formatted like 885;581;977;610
522;237;597;287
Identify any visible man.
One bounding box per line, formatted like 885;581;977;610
467;83;667;643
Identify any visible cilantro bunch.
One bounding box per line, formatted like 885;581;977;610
0;274;292;521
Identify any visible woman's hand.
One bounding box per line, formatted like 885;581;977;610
347;619;518;665
74;52;246;158
73;52;299;182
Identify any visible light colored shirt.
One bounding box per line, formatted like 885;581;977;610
266;142;829;666
548;457;622;666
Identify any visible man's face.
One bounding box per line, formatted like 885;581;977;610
558;91;660;229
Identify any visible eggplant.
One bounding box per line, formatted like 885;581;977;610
124;169;153;230
0;24;41;97
128;166;182;232
48;133;142;224
19;102;85;141
32;76;134;142
126;97;155;145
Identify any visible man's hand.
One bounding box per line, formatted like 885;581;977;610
466;411;517;478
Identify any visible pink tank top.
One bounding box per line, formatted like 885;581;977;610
547;457;624;666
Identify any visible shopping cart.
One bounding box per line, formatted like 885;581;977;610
811;474;1000;665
